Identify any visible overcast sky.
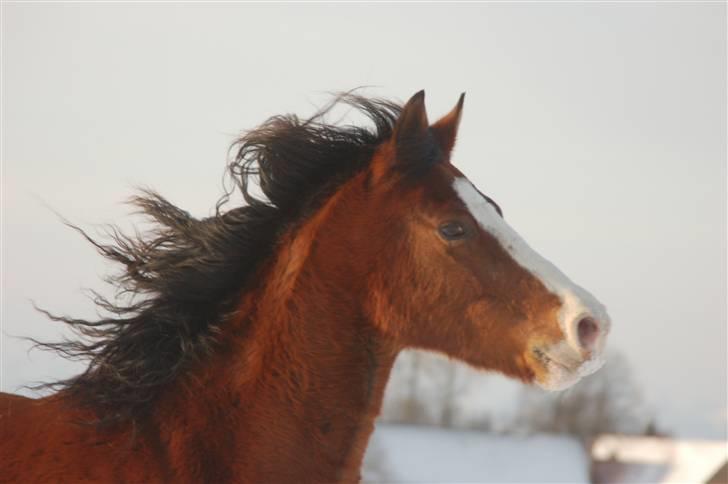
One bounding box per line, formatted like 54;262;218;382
2;3;725;440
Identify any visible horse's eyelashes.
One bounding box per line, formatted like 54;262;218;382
438;221;467;240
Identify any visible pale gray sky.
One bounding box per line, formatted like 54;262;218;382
2;3;725;439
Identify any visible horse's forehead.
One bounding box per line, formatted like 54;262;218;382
396;162;493;215
412;163;465;206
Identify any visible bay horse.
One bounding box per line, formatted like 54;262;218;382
0;91;610;483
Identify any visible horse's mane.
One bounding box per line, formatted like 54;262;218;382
35;94;402;426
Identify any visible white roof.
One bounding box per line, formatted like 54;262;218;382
591;434;728;483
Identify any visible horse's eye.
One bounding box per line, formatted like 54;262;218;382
438;221;467;240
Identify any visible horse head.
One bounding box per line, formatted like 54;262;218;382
355;91;610;390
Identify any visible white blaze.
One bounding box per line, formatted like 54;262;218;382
453;177;610;389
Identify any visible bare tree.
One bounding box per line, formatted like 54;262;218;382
512;350;655;443
378;348;658;444
379;350;467;427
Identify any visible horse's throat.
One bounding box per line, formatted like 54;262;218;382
221;296;398;482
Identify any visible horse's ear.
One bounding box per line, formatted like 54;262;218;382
374;90;460;181
384;90;441;176
394;90;429;146
430;93;465;157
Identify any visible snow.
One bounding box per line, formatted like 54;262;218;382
362;423;590;483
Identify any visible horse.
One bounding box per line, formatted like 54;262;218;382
0;91;610;483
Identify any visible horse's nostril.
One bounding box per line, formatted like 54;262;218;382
577;317;600;351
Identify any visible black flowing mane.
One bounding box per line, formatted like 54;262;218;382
36;94;402;426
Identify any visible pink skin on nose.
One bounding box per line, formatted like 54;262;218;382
577;317;600;352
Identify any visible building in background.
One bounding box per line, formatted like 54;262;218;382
364;350;727;483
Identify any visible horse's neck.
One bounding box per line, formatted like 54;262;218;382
240;293;396;481
157;242;398;482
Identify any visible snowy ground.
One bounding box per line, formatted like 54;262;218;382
362;423;590;483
